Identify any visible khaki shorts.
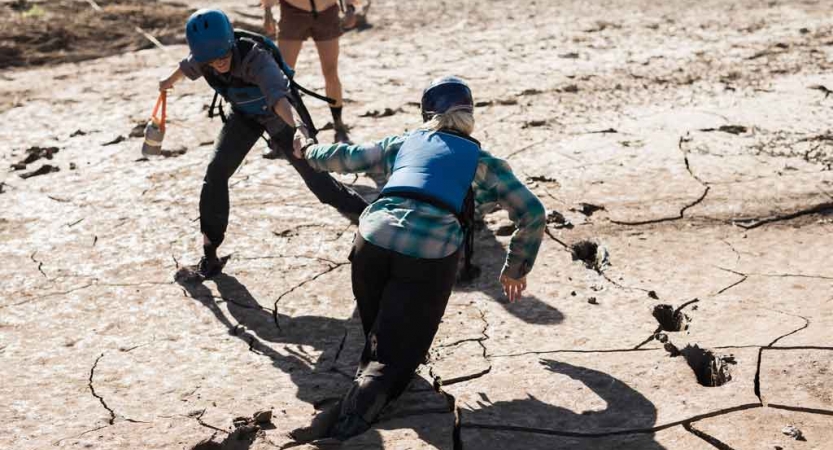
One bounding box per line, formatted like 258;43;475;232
278;1;342;42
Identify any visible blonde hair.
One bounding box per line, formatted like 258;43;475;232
420;110;475;136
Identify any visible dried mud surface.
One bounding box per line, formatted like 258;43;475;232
0;0;193;69
2;0;832;449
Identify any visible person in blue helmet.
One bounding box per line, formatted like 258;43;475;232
288;76;547;441
159;8;368;280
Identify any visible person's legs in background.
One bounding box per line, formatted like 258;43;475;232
314;38;350;143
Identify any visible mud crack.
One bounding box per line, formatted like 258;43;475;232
192;409;230;434
732;201;833;229
505;138;547;160
325;327;349;372
29;251;47;278
715;266;833;296
428;367;463;450
89;353;116;425
754;311;811;403
683;422;736;450
463;404;761;438
610;186;710;226
1;281;97;309
441;306;492;386
272;262;348;330
611;133;710;226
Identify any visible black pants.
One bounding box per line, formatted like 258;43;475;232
336;234;460;434
199;111;369;246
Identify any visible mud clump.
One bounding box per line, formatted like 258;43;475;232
546;210;573;229
782;425;806;441
679;344;736;387
16;146;59;166
359;107;402;118
102;135;126;146
20;164;59;179
652;304;686;331
1;0;193;69
571;202;605;217
571;240;609;272
699;125;748;135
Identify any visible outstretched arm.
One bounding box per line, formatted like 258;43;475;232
298;134;405;175
474;153;546;301
159;67;185;91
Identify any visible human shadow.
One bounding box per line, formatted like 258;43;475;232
337;358;667;449
178;274;357;412
178;274;453;448
457;225;564;326
455;359;666;449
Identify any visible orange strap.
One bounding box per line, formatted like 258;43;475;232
151;91;167;132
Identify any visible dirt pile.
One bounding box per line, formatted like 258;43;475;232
1;0;193;68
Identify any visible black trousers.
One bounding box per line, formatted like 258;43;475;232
337;234;460;433
199;111;369;246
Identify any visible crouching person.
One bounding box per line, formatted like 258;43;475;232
290;76;546;441
159;9;368;281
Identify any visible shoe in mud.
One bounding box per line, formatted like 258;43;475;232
174;256;227;283
330;413;371;441
339;210;362;225
334;127;353;144
263;147;286;160
289;399;342;443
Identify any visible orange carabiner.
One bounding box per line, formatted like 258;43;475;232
151;91;167;132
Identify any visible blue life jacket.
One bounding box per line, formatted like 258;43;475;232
202;36;275;116
381;129;481;215
204;30;332;139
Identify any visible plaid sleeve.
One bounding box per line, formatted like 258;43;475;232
473;150;546;279
305;134;406;175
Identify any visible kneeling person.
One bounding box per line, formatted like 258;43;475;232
291;76;546;440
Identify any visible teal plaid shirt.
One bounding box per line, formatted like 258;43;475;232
304;132;546;279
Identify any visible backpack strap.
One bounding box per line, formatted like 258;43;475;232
208;91;227;123
459;188;479;281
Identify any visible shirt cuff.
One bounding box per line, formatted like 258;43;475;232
501;260;531;280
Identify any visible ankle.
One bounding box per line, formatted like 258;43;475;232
330;106;344;129
203;243;218;261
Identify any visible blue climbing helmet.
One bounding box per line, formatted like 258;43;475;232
420;76;474;122
185;9;235;63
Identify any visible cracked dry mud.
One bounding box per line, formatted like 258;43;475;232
2;0;833;449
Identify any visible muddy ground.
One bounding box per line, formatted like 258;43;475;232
1;0;832;449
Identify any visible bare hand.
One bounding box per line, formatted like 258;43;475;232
159;76;175;92
499;274;527;303
342;6;357;30
263;7;277;36
293;126;312;159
